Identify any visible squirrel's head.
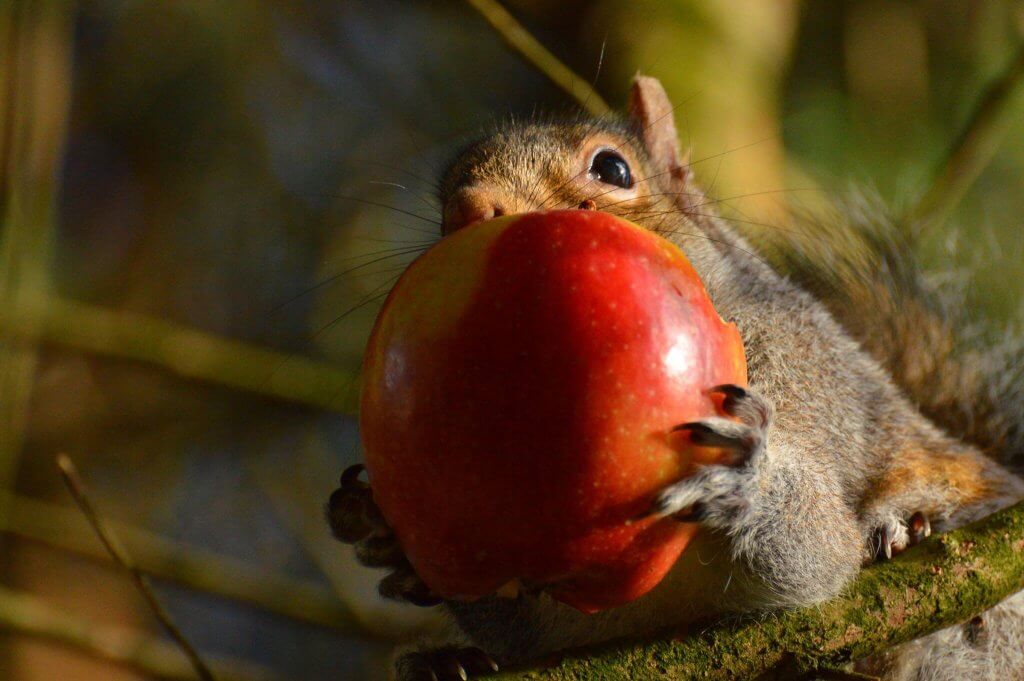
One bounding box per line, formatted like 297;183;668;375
439;76;703;236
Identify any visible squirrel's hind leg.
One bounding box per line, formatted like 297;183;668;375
395;646;499;681
859;443;1024;563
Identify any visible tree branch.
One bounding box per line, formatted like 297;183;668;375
1;492;379;637
492;499;1024;680
0;0;72;533
912;42;1024;225
0;295;360;414
58;454;215;681
462;0;610;117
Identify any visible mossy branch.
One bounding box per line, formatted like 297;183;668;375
492;499;1024;680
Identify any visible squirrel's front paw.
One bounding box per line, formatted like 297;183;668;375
327;464;442;607
395;646;500;681
644;385;772;526
872;511;931;561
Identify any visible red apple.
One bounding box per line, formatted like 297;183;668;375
360;210;747;613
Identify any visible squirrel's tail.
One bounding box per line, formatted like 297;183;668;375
765;191;1024;472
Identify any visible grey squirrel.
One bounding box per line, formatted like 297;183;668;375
327;76;1024;680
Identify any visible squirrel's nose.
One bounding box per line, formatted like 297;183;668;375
443;187;504;234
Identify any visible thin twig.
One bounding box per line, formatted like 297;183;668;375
1;492;380;637
912;42;1024;226
0;584;276;681
57;454;216;681
462;0;610;116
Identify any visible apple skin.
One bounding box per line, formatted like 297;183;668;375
360;210;747;613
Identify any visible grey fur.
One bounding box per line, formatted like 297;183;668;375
769;193;1024;474
331;80;1024;680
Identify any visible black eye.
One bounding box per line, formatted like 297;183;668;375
590;150;633;189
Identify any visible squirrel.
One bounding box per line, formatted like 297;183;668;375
327;76;1024;681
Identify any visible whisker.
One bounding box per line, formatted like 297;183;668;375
630;206;816;268
577;166;693;206
291;191;441;236
611;189;819;237
368;180;442;216
327;193;441;229
711;186;819;245
354;235;438;245
597;190;701;210
705;157;725;198
651;227;775;270
267;245;429;314
261;274;404;395
577;38;608;125
343;262;424;283
688;136;780;171
529;107;619;208
614;188;815;228
362;159;441;192
687;211;816;242
320;272;411;405
310;272;405;341
401;126;443;178
534;113;620;209
581;134;782;207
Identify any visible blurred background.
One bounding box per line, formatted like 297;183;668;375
1;0;1023;679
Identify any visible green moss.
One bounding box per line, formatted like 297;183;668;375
491;500;1024;680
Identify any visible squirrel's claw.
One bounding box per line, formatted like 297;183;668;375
672;418;763;466
379;563;443;607
908;511;932;544
326;464;389;543
644;465;754;521
877;521;903;560
642;385;773;523
670;384;772;466
710;384;772;429
353;533;406;568
396;647;499;681
874;511;931;561
327;464;441;607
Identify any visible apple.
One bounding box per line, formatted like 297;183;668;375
359;209;747;613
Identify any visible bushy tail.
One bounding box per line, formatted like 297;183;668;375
762;192;1024;472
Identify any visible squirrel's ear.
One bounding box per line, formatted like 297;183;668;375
628;75;691;187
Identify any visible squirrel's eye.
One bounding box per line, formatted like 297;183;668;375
590;150;633;189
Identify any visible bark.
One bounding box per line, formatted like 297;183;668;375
492;499;1024;680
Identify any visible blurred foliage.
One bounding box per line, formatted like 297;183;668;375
2;0;1023;679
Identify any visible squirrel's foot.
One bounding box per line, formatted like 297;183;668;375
644;385;772;526
395;647;500;681
327;464;442;606
873;511;931;561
